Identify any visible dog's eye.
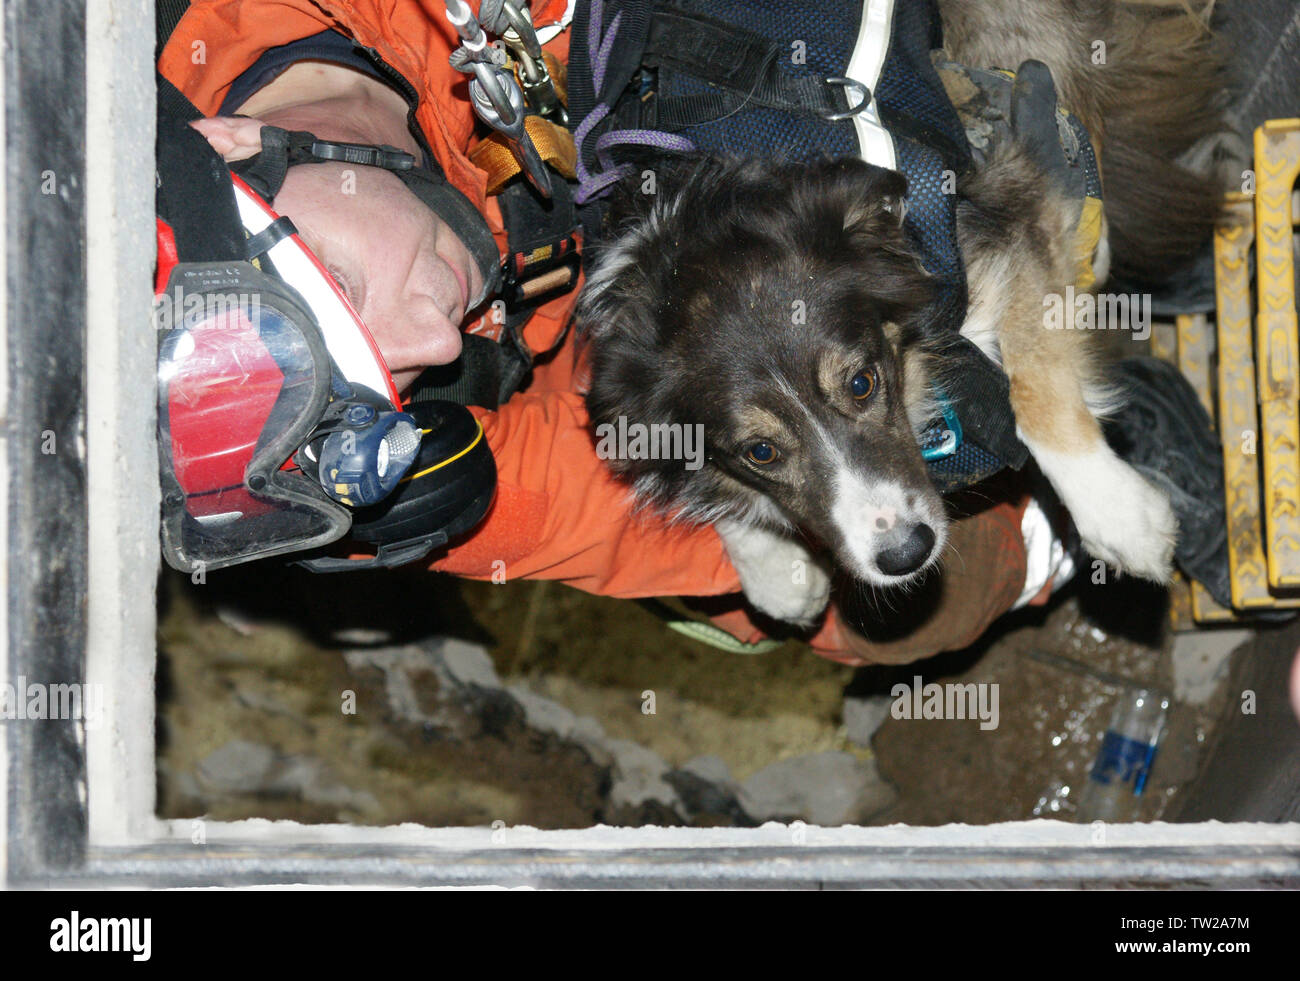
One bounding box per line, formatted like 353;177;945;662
850;368;877;402
746;442;779;465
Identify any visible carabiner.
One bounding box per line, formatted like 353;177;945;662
444;0;554;197
469;65;554;199
500;0;567;125
501;0;544;81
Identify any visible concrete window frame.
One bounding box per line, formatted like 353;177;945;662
4;0;1300;889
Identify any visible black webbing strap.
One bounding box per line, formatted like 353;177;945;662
230;128;416;199
944;337;1029;472
405;337;509;410
412;175;580;411
156;74;247;264
571;0;654;114
243;215;298;261
155;0;190;59
569;0;655;254
498;177;581;308
643;7;848;119
228;127;298;201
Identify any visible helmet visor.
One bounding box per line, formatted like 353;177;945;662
157;263;350;572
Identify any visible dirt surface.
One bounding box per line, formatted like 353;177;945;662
867;578;1216;825
156;556;1237;828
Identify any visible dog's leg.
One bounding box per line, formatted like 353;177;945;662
958;144;1177;582
995;287;1177;583
715;519;832;627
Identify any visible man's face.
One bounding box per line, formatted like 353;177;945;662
192;116;485;393
272;161;486;392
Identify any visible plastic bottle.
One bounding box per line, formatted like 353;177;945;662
1074;687;1170;823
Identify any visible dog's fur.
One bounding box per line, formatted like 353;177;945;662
578;0;1227;625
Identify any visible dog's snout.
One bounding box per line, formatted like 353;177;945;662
875;523;936;576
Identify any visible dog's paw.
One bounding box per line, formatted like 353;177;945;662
716;520;832;627
1056;451;1179;583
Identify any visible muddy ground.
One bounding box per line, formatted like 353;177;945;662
156;556;1242;828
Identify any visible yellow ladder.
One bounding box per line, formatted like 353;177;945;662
1166;119;1300;627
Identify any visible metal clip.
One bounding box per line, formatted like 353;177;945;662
444;0;554;198
822;76;873;122
468;66;554;198
500;0;567;125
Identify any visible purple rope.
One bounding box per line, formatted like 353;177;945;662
574;102;612;185
573;3;697;205
594;128;697;161
575;126;697;204
588;0;604;81
592;10;621;96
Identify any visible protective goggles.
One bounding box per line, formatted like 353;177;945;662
157;178;425;572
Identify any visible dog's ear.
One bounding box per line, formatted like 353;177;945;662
792;160;934;321
577;192;676;344
841;164;910;236
792;158;909;240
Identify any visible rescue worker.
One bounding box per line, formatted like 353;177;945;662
158;0;1063;667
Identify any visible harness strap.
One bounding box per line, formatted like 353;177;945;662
642;9;851;118
405;336;512;410
155;74;247;265
470;113;578;194
417;156;582;411
243;215;298;261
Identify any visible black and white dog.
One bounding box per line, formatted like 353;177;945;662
579;0;1226;624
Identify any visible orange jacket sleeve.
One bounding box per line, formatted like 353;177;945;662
431;388;743;599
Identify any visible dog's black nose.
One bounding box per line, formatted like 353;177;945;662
876;523;936;576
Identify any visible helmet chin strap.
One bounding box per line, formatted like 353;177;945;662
231;125;502;308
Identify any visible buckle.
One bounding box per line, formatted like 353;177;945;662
822;77;873;121
920;390;964;461
500;234;581;308
301;137;416;172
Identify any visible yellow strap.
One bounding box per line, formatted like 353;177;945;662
1073;194;1104;290
400;419;484;483
470;115;577;195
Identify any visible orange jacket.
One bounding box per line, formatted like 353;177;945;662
159;0;741;600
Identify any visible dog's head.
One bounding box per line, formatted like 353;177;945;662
579;156;949;587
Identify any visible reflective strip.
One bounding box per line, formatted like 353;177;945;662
845;0;896;170
665;619;785;655
230;178;401;409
